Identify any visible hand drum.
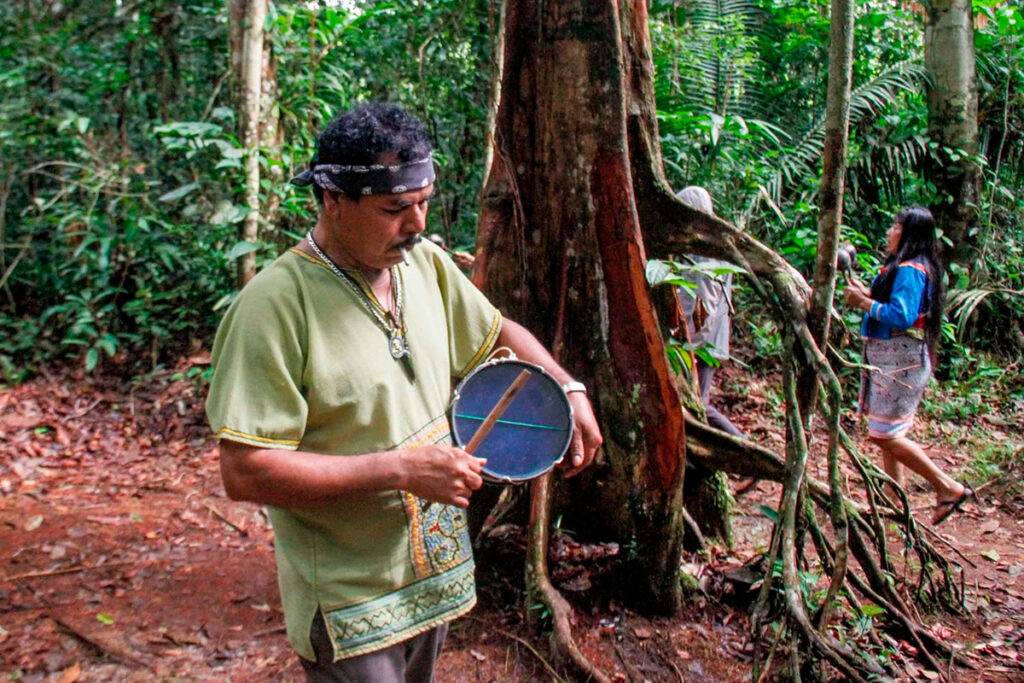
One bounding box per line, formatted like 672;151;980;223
450;359;574;483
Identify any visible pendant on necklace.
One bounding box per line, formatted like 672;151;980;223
389;332;409;360
391;333;415;380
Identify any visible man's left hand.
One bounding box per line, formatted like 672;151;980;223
563;392;602;477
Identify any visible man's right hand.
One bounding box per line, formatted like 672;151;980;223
397;445;486;508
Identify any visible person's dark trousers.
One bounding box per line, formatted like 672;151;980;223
302;611;449;683
697;361;743;437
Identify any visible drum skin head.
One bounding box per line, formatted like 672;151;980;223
451;360;573;483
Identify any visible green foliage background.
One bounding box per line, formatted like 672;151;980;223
0;0;1021;385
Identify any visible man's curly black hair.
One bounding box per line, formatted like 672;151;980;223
310;102;433;204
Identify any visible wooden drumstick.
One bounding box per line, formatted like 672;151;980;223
463;368;532;454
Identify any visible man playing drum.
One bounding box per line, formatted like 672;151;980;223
205;102;601;682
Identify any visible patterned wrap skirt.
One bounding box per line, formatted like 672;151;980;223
859;335;931;439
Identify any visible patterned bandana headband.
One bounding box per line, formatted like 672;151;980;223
290;156;435;196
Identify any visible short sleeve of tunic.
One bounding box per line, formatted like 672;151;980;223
205;263;309;449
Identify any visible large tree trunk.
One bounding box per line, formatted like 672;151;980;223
476;0;687;614
475;1;966;676
923;0;981;268
472;0;968;676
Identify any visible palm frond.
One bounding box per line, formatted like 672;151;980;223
764;59;927;203
948;287;997;340
947;286;1024;341
664;0;771;120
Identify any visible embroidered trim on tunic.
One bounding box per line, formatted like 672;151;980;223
322;559;476;660
899;261;929;276
217;427;301;447
458;310;502;378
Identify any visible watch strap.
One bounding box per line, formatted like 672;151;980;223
561;381;588;395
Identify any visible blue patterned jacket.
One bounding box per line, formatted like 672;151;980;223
861;256;931;340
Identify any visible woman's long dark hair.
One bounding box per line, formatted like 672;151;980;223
870;206;945;349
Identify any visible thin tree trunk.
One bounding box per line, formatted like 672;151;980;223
805;0;854;629
799;0;853;423
230;0;267;287
923;0;981;268
475;0;505;260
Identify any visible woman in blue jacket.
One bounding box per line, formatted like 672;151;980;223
843;206;970;525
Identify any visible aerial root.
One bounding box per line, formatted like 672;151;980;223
525;474;611;683
750;332;970;680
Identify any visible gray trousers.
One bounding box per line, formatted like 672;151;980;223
302;611;448;683
698;361;743;437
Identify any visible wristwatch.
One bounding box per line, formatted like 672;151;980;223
561;381;588;395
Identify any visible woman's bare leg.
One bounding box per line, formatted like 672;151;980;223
880;452;905;501
869;436;963;503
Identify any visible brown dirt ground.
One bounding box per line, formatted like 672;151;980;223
1;358;1022;682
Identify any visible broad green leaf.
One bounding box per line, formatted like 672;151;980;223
645;259;674;286
97;333;117;357
158;182;200;202
211;106;235;122
226;241;260;260
213;292;238;311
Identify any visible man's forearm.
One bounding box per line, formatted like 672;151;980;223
219;441;403;508
496;318;575;384
218;439;486;509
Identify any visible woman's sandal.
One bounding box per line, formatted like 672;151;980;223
930;486;973;526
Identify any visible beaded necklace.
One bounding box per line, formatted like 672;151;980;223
306;230;412;372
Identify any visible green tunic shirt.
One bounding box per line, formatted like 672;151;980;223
205;239;501;661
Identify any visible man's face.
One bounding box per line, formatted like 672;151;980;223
324;183;434;272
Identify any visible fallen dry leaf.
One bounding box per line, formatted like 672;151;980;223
979;519;1000;534
56;662;81;683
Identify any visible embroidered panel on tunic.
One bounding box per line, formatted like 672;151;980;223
323;559;476;659
396;414;474;578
